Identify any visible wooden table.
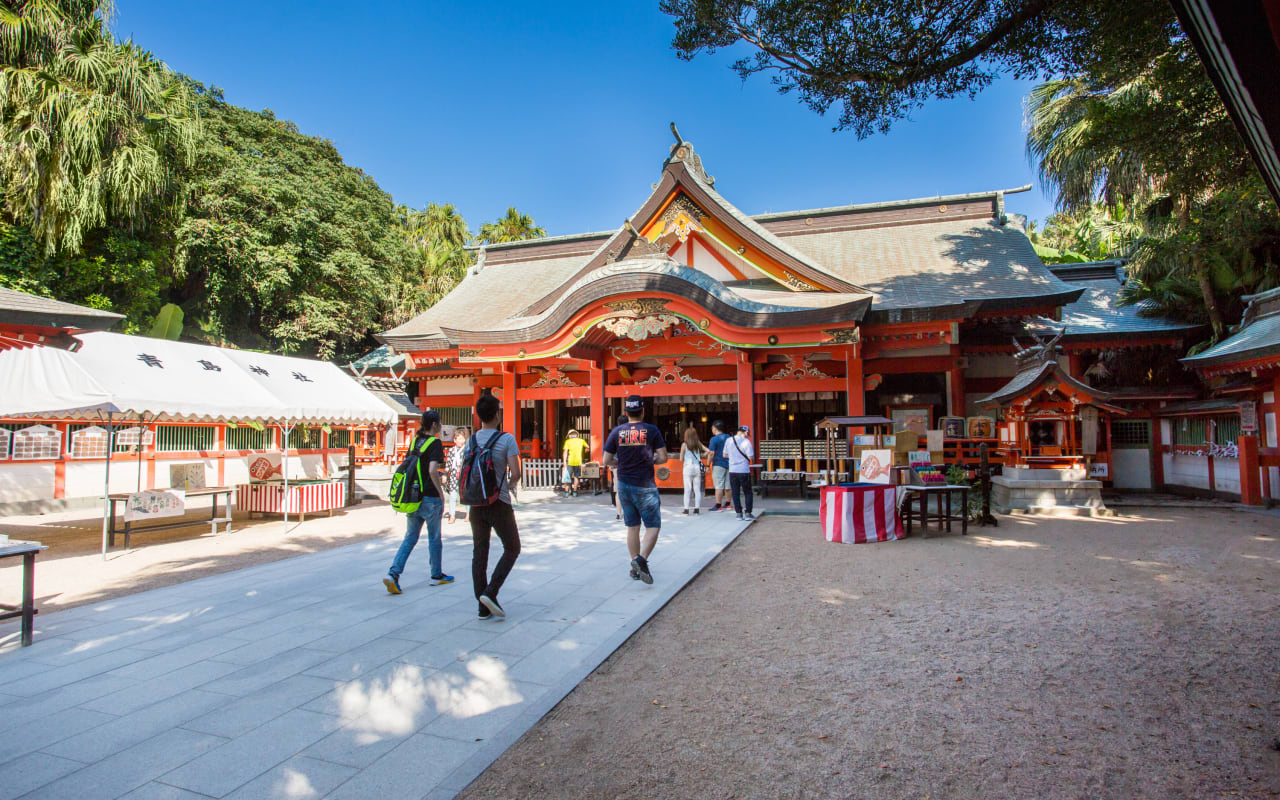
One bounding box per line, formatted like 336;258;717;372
902;484;969;536
0;540;46;646
107;487;233;549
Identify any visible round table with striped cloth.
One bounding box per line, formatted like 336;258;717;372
820;483;904;543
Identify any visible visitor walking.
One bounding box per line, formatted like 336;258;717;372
445;426;468;524
610;414;626;521
383;410;454;594
707;420;731;511
679;423;710;514
464;394;522;620
561;429;589;496
603;395;668;584
726;424;755;520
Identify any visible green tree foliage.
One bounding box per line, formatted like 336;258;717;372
0;2;509;362
1023;38;1279;341
477;206;546;244
0;0;197;254
171;89;417;359
662;0;1177;136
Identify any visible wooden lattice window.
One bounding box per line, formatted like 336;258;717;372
12;425;62;460
328;428;351;449
69;425;110;459
226;427;271;450
114;426;155;452
0;427;9;460
155;425;215;452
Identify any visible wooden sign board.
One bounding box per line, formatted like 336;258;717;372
1241;402;1258;434
908;450;932;467
858;449;893;484
125;489;186;522
926;429;944;451
169;463;206;491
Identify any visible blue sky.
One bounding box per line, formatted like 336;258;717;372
113;1;1057;236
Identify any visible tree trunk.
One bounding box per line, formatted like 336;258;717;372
1192;253;1226;340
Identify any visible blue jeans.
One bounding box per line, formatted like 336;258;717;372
618;483;662;529
390;496;444;579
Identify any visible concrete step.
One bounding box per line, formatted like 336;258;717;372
1009;505;1116;518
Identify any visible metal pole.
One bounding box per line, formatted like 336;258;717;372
99;412;114;560
281;423;291;531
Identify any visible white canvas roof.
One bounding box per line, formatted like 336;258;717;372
0;332;397;426
72;332;285;422
219;347;399;426
0;346;118;417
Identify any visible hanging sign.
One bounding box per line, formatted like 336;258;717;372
169;463;206;491
124;489;186;522
1241;402;1258;435
248;452;284;481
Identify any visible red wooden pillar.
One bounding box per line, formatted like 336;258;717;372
502;363;518;438
949;367;965;417
589;363;605;463
1239;435;1262;505
1067;351;1084;378
845;344;864;416
1151;416;1165;489
736;355;756;433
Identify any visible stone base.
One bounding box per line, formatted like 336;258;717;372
992;474;1109;515
1009;505;1116;518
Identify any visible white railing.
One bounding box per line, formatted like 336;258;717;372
523;458;565;489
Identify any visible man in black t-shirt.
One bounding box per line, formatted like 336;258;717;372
384;410;454;593
603;395;668;584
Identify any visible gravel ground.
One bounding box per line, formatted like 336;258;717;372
459;509;1280;800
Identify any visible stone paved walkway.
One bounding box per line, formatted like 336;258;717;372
0;502;752;799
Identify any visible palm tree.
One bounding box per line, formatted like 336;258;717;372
1025;72;1235;337
477;206;546;244
0;0;197;254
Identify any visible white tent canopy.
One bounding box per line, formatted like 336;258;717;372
0;332;397;426
0;346;119;418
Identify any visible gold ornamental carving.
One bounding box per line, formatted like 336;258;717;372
604;298;669;316
823;327;860;344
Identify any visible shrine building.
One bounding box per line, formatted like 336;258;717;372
378;133;1198;492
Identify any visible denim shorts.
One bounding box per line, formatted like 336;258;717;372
617;482;662;529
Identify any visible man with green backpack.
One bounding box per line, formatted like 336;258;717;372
383;410;454;594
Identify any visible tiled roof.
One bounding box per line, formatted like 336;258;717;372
1053;280;1199;338
779;217;1081;316
379;253;588;348
1182;309;1280;366
683;168;869;294
350;345;405;372
0;287;123;330
371;389;421;419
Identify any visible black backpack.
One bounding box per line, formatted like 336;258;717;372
461;431;511;507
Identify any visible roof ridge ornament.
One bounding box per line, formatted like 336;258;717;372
666;122;715;187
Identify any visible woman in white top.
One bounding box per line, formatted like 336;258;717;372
679;424;711;514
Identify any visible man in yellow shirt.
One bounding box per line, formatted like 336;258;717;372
562;429;590;497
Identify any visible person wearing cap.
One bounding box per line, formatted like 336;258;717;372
561;429;589;497
725;423;756;520
602;395;669;584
